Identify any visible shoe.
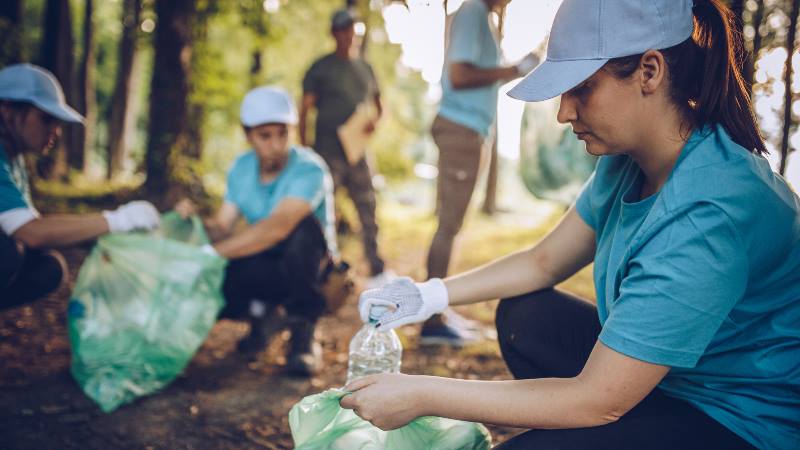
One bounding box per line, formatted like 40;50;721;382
285;318;322;377
365;270;396;290
443;309;482;333
237;303;288;354
419;320;480;347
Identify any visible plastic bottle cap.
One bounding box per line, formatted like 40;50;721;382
369;305;388;322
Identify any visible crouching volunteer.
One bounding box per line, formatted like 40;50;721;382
176;86;341;377
344;0;799;448
1;64;159;310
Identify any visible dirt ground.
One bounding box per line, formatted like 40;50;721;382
0;245;525;449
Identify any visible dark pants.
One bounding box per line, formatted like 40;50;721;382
0;232;65;310
314;131;384;276
493;289;756;450
220;215;328;322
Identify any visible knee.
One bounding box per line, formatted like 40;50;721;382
285;216;326;253
0;235;25;279
495;289;556;344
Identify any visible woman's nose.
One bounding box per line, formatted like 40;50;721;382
556;95;577;124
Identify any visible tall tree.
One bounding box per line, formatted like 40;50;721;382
71;0;96;174
779;0;800;175
107;0;142;178
744;0;766;91
0;0;24;66
143;0;194;201
38;0;75;179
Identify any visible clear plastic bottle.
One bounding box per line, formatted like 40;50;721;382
346;309;402;384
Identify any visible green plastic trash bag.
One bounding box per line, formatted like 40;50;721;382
68;212;226;412
519;97;597;204
289;388;492;450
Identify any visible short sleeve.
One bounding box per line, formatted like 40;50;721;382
0;160;36;234
223;159;243;205
447;3;485;64
575;172;596;230
302;61;320;94
282;163;325;210
599;204;748;368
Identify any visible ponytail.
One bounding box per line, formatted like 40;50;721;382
606;0;766;155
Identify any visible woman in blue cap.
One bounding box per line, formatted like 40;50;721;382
0;64;159;310
345;0;799;448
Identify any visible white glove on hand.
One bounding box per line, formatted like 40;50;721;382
516;52;541;77
103;200;160;233
358;277;449;331
200;243;219;257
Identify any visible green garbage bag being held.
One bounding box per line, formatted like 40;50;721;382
68;212;227;412
289;389;492;450
519;97;598;205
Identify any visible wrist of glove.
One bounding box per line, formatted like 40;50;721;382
200;243;219;257
358;277;449;330
103;201;160;233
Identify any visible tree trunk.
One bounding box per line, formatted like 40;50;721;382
143;0;194;202
744;0;766;92
38;0;75;180
71;0;95;175
0;0;24;65
107;0;142;179
779;0;800;175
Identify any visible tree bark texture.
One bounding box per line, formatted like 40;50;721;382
0;0;24;65
107;0;142;178
144;0;193;199
779;0;800;175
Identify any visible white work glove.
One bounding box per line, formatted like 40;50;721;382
103;200;160;233
358;277;449;331
200;243;219;257
515;52;541;77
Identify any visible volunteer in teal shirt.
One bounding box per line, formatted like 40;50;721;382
176;86;338;377
348;1;797;448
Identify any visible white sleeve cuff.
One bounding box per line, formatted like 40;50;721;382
0;207;38;235
417;278;449;313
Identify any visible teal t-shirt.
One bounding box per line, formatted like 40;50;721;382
575;125;800;449
438;0;501;137
224;146;337;254
0;144;38;235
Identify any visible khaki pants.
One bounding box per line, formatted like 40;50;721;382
426;115;491;279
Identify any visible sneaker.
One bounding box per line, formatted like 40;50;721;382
443;309;482;333
365;269;397;290
419;321;480;347
285;318;322;377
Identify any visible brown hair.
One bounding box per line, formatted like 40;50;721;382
605;0;766;155
0;100;32;155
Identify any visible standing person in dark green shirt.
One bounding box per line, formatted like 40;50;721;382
300;9;393;289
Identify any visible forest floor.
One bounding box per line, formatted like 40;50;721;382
0;197;594;449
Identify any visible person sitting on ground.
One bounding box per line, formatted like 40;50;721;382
345;1;800;449
0;63;160;311
176;86;339;377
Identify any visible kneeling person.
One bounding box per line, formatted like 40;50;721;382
177;86;338;376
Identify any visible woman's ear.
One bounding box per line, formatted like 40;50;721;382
638;49;667;95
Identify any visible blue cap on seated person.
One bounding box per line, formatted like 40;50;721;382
507;0;694;102
240;86;298;127
0;63;85;124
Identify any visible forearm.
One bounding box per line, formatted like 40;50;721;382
419;376;618;429
212;219;288;259
14;214;109;248
203;218;233;242
450;64;518;90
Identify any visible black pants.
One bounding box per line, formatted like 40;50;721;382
493;289;756;450
0;232;65;310
220;215;328;322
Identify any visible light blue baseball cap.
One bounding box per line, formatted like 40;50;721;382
0;63;84;123
508;0;695;102
240;86;298;127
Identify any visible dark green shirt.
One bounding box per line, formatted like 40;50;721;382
302;53;379;137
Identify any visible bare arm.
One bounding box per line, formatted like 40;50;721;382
299;92;317;147
449;62;519;90
211;198;312;259
13;214;109;248
343;342;669;430
203;202;239;242
445;206;596;306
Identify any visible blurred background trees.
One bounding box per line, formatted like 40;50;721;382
0;0;796;207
